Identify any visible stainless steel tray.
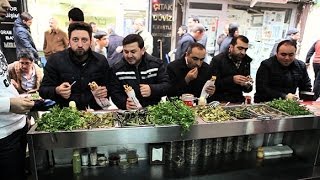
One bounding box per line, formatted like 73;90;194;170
246;104;290;119
223;105;257;120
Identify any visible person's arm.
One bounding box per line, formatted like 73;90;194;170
149;62;170;97
16;30;38;58
145;33;153;54
256;63;286;100
210;56;237;91
166;63;187;97
306;42;316;64
108;69;127;110
63;32;69;48
314;73;320;99
43;32;47;52
38;57;62;100
299;62;312;92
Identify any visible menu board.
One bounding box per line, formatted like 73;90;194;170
0;0;23;64
151;0;173;63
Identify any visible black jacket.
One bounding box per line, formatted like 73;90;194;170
39;49;111;110
167;58;212;98
254;56;311;103
210;52;252;103
109;53;170;109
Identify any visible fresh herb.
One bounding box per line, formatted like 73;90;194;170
147;99;195;133
37;106;86;132
267;99;312;116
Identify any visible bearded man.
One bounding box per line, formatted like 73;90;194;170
210;35;253;103
39;22;111;110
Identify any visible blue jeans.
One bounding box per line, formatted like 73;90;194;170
0;124;27;180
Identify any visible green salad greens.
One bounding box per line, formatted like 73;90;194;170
267;99;312;116
147;99;195;133
37;106;86;132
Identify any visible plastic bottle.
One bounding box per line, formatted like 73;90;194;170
73;149;81;174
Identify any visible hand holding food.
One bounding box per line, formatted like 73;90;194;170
88;81;111;109
124;84;142;108
205;85;216;96
286;93;299;100
233;75;248;86
185;67;198;84
55;82;72;99
140;84;151;97
200;76;216;98
126;98;138;110
10;97;34;114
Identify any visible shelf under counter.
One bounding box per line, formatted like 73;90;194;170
35;152;320;180
27;115;319;150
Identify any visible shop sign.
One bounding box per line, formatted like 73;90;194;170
151;0;173;62
0;0;22;64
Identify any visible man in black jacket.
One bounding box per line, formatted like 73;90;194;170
210;35;252;103
39;22;110;110
109;34;170;110
255;40;311;103
167;42;215;98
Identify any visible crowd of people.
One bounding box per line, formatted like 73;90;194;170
0;1;318;179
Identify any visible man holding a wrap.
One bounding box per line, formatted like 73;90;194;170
210;35;253;103
167;42;215;99
109;34;170;110
39;22;110;110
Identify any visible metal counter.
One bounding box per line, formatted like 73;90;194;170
27;115;320;180
28;115;319;150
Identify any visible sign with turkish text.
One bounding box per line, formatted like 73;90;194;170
151;0;173;63
0;0;23;64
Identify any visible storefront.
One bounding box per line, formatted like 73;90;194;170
26;0;150;53
183;0;304;80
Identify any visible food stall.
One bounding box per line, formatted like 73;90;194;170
27;100;320;180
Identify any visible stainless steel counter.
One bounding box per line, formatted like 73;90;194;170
27;115;320;180
28;115;318;150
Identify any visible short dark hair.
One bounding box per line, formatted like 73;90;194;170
190;16;200;23
123;34;144;49
276;40;297;53
68;7;84;22
230;35;249;46
68;22;92;40
186;42;206;54
20;12;33;21
17;49;34;61
180;25;188;32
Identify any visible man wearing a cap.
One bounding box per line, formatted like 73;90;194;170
94;31;108;58
219;23;239;53
270;27;300;57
